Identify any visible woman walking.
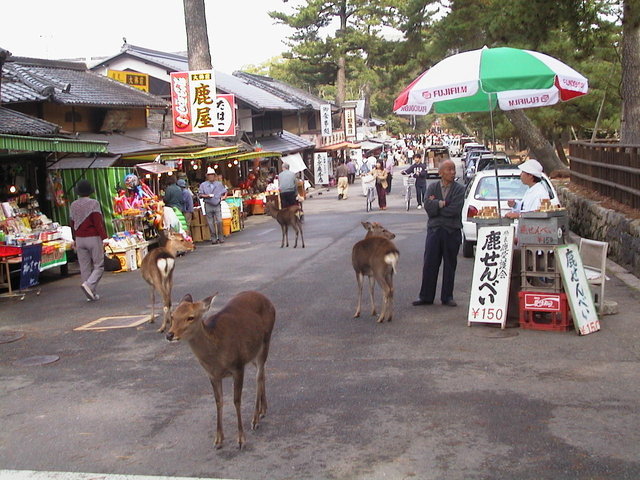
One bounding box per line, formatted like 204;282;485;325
70;179;107;301
372;161;389;210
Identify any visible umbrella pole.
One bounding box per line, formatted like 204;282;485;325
488;95;503;224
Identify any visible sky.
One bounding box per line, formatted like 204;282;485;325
1;0;295;73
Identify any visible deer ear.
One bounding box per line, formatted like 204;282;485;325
202;292;218;312
180;293;193;303
361;221;371;230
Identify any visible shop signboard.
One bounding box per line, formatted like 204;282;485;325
208;94;236;137
468;226;514;329
314;152;330;185
556;244;600;335
19;244;42;290
170;70;217;134
344;106;356;140
320;104;332;137
107;69;149;92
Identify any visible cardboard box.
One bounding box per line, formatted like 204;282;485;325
190;210;211;242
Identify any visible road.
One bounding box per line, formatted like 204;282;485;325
1;168;639;480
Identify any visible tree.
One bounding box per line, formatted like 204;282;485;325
183;0;212;70
620;0;640;143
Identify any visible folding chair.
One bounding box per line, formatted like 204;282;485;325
578;238;609;311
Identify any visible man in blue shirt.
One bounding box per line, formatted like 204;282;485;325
199;167;227;244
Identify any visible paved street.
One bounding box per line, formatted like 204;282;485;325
1;171;640;480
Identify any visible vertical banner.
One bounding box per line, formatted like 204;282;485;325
208;94;236;137
344;106;356;140
556;244;600;335
314;152;330;185
170;70;217;134
468;226;514;329
350;148;363;169
320;104;333;137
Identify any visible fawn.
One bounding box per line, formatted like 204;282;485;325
166;291;276;449
264;202;305;248
352;221;399;323
140;230;195;332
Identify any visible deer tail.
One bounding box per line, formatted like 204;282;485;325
384;252;399;274
157;257;175;278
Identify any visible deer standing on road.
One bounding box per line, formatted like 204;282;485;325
264;202;305;248
166;291;276;450
140;230;195;332
352;221;399;323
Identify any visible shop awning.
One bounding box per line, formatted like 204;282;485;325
0;134;108;153
121;146;240;162
136;162;175;175
316;141;361;152
220;151;282;162
47;156;120;170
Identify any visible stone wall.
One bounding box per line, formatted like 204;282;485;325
557;185;640;277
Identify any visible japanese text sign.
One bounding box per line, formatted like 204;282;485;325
170;70;218;134
320;104;332;137
468;226;514;329
208;94;236;137
314;152;330;185
107;69;149;92
344;107;356;139
556;244;600;335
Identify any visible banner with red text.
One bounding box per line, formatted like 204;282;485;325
170;70;218;134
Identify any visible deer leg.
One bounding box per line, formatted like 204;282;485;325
233;369;246;449
354;272;364;318
158;274;173;333
210;377;224;449
376;271;393;323
252;355;267;429
293;223;299;248
297;221;305;248
284;224;289;247
148;287;156;324
279;224;286;248
368;276;377;316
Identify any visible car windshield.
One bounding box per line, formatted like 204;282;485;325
477;157;511;171
474;175;556;201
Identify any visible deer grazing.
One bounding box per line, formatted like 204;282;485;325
264;202;305;248
352;221;399;323
140;230;195;333
166;291;276;450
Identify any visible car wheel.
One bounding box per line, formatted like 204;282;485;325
462;238;475;258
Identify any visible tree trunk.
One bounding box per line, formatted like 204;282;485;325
504;109;567;174
620;0;640;143
183;0;212;70
335;0;347;106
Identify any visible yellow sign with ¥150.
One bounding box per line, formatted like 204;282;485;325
107;70;149;92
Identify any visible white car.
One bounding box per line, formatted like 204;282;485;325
461;166;560;257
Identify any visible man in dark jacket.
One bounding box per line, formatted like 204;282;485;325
400;153;428;208
412;160;466;307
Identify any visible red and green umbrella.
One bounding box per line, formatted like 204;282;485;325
393;46;588;115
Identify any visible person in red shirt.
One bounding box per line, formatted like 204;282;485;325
69;180;107;301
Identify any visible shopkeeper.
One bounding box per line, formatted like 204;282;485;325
504;159;550;218
199;168;227;245
70;179;107;302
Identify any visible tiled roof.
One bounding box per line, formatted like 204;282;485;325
258;130;315;154
233;72;336;111
75;128;207;156
90;44;301;112
0;107;60;135
1;57;168;108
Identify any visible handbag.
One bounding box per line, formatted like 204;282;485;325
104;245;122;272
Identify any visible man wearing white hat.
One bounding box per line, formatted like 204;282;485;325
505;159;551;218
199;167;227;244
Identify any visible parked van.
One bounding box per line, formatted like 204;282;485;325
449;136;476;157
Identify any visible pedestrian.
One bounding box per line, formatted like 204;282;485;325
385;154;395;193
163;175;184;211
401;153;428;209
372;161;388;210
199;167;227;245
177;178;194;233
346;157;356;184
504;159;550;218
278;163;298;208
412;160;465;307
69;179;107;302
335;160;349;200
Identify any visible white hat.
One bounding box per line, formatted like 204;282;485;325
206;166;216;175
518;159;544;178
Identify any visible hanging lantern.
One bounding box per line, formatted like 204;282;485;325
233;159;239;165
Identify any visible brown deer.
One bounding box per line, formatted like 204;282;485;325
352;221;399;323
140;230;195;333
264;202;305;248
166;291;276;450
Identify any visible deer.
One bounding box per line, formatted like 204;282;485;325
352;221;399;323
166;291;276;450
140;230;195;333
264;202;305;248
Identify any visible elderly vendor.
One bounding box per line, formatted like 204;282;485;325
505;159;550;218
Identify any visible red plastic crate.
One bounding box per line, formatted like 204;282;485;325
0;245;22;258
518;291;573;332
